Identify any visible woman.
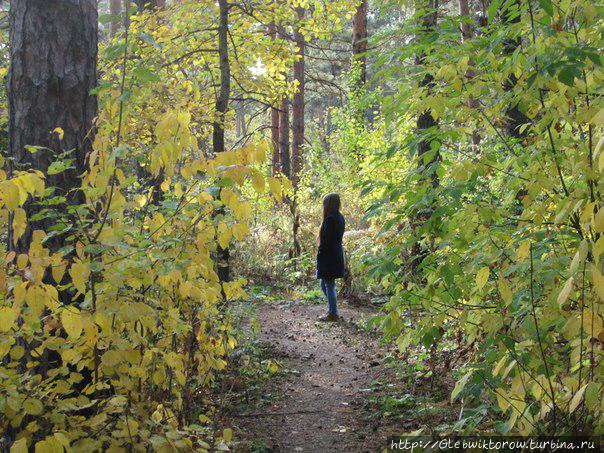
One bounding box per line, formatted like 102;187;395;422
316;193;345;322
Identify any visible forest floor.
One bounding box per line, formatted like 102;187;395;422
215;292;459;452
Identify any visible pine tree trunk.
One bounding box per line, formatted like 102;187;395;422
268;21;281;176
278;98;290;178
291;7;305;189
416;0;439;181
290;7;305;257
110;0;122;36
270;107;280;175
458;0;480;145
8;0;98;255
352;0;368;86
411;0;439;269
501;0;528;139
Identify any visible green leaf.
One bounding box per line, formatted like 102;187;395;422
584;382;599;411
538;0;553;16
25;145;46;153
569;384;588;413
47;160;74;175
451;371;473;402
557;67;576;86
476;266;490;290
557;277;574;309
487;0;502;23
132;67;160;83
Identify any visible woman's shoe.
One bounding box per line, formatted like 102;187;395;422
318;312;339;322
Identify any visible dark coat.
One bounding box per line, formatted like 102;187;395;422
316;212;345;279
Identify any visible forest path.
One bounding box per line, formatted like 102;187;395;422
231;298;395;452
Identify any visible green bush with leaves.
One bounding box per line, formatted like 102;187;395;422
357;0;603;434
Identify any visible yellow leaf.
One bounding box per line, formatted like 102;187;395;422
223;428;233;443
1;181;20;211
16;254;28;270
35;437;63;453
233;200;252;219
475;266;490;290
23;398;43;415
52;127;64;140
69;261;89;295
25;286;46;317
451;371;472;402
595;236;604;266
250;170;265;194
232;222;248;241
10;438;28;453
496;390;510;413
595;209;604;233
569;384;588;413
498;277;513;306
10;345;25;360
52;260;67;285
591;108;604;126
590;264;604;301
217;221;232;249
584;382;599;411
517;241;531;261
62;307;83;339
492;355;508;377
0;306;17;332
12;208;27;244
268;177;282;202
557;277;574;309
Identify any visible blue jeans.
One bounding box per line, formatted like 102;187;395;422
320;279;338;315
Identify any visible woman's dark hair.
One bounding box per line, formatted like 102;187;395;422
318;193;341;243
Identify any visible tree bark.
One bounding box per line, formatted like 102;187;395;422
110;0;122;36
416;0;439;182
291;7;305;189
501;0;528;139
290;7;305;258
352;0;368;86
411;0;439;270
458;0;480;145
277;20;290;179
270;105;280;176
268;21;280;176
213;0;231;284
8;0;98;255
278;98;290;178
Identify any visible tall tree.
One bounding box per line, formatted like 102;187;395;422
110;0;122;36
352;0;368;86
290;6;305;257
270;102;281;176
277;21;291;179
133;0;166;206
269;20;281;176
500;0;528;138
458;0;480;145
278;98;290;177
214;0;232;283
416;0;439;181
411;0;439;269
291;7;305;189
8;0;98;255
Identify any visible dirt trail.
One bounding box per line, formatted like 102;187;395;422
232;299;392;452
